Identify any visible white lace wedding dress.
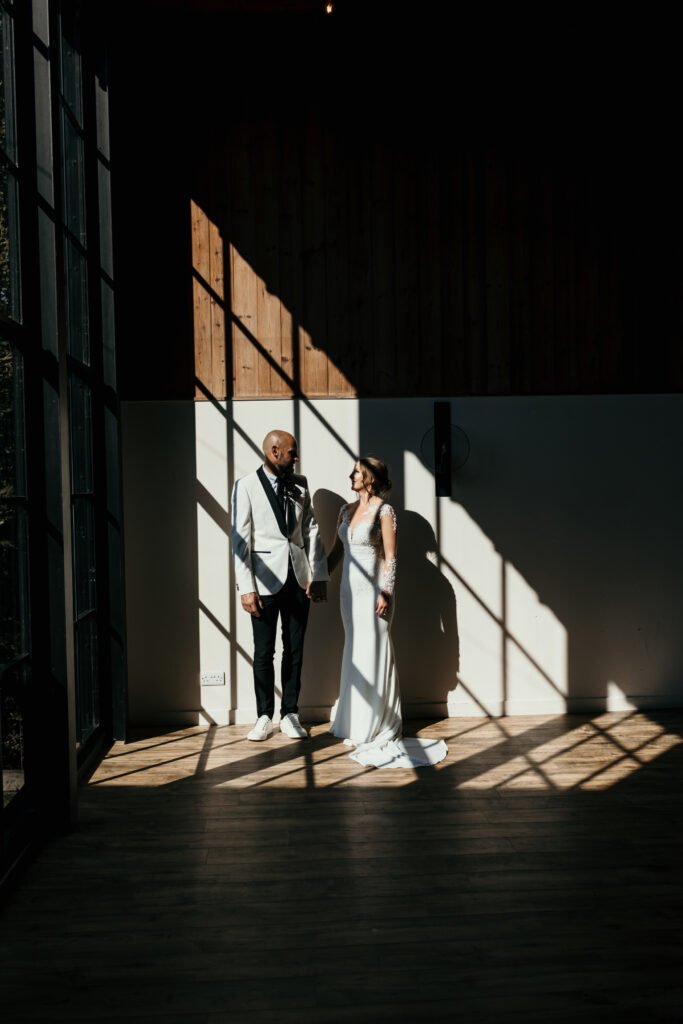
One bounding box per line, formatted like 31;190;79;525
329;502;448;769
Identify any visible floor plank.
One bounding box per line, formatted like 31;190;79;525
2;711;683;1022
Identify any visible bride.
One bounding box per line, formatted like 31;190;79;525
326;456;448;769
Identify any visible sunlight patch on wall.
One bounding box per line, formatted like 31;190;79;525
197;505;230;626
403;450;435;525
606;680;637;712
451;588;505;715
441;498;503;619
198;607;230;679
298;400;360;487
229;236;355;398
195;399;229;508
438;494;506;715
195;399;232;723
197;504;231;723
192;204;355;400
192;201;226;400
505;561;568;712
398;473;571;717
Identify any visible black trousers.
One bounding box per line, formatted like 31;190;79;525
251;563;310;719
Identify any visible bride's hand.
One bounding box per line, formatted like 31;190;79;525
375;592;391;618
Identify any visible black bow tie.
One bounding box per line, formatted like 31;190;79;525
275;476;294;512
276;476;296;496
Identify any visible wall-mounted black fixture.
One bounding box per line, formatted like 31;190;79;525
434;401;452;497
419;405;471;495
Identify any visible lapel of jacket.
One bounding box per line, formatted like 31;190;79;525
257;466;288;538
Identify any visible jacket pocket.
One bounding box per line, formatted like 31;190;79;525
252;550;271;554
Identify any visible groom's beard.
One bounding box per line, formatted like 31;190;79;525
264;458;295;478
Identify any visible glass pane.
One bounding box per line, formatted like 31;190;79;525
65;235;89;363
95;52;110;162
104;405;120;519
38;208;58;355
59;5;82;125
1;679;25;808
32;0;49;47
69;372;93;493
73;496;96;618
0;496;18;659
61;109;86;243
101;278;116;388
12;341;25;496
0;339;29;664
33;16;53;201
43;379;62;529
75;615;99;744
98;159;113;277
43;381;67;685
1;6;18;163
0;337;25;496
47;531;66;685
0;162;21;321
0;334;13;487
34;39;54;203
0;504;30;662
107;520;122;636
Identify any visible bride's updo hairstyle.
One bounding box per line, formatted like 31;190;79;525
358;456;392;497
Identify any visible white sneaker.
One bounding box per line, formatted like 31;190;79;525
247;715;273;741
280;713;308;739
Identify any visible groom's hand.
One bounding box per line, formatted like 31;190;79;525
241;592;263;617
307;581;327;603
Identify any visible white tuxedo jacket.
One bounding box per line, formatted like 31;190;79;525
230;468;329;596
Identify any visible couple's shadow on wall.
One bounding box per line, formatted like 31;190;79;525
307;492;460;722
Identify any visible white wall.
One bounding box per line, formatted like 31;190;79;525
120;401;200;725
121;395;683;726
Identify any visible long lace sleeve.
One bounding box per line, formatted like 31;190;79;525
381;558;397;595
379;504;397;595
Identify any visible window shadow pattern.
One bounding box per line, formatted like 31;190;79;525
3;710;681;1018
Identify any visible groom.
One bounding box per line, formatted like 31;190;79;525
230;429;328;741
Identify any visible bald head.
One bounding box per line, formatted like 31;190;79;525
262;430;295;455
262;430;299;476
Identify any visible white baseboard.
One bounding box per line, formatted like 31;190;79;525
446;695;683;717
129;693;683;732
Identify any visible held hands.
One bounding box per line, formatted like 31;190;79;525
375;591;391;618
242;584;327;613
241;592;264;617
307;580;327;603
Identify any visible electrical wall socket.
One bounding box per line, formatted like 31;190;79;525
201;671;225;686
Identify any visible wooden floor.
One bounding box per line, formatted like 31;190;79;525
2;711;683;1023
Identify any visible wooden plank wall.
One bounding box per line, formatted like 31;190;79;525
193;125;682;400
115;6;683;403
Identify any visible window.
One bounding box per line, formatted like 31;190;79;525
0;336;28;807
0;0;27;810
1;0;127;885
